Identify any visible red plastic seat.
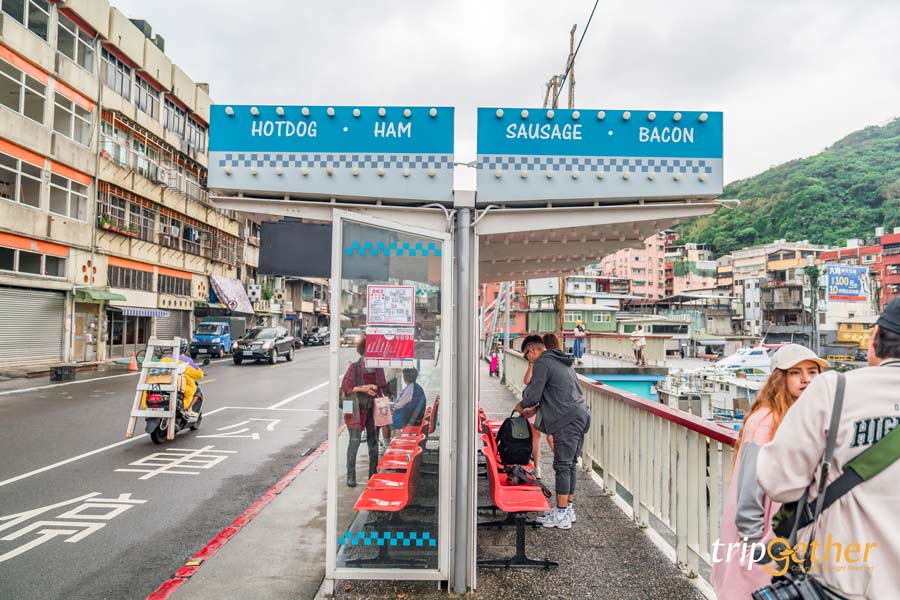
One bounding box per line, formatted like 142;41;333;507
376;446;423;471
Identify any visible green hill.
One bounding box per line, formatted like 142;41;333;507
678;117;900;254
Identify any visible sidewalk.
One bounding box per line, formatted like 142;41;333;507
160;362;707;600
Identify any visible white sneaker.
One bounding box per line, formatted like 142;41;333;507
541;507;572;529
534;465;542;479
567;504;576;523
534;510;554;524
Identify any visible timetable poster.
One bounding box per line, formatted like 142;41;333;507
364;327;415;368
367;285;416;326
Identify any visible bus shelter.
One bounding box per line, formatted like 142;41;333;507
207;104;723;592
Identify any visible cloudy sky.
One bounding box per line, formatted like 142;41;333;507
116;0;900;189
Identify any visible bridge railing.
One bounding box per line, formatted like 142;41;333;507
503;349;739;581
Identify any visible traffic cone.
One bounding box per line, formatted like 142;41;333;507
128;352;138;371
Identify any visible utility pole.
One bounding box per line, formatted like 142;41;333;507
567;24;576;110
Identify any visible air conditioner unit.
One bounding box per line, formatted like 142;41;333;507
247;284;261;302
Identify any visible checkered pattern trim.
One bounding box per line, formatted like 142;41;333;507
217;153;453;170
338;530;437;547
478;155;714;174
345;241;442;257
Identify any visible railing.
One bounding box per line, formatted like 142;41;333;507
504;349;738;583
584;333;668;366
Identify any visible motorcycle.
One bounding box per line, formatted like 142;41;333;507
143;358;209;444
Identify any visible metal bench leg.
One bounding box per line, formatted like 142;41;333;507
478;512;540;529
478;514;559;569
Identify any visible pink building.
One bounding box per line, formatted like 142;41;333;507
598;233;668;299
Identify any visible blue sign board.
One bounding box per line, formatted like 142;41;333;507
827;265;870;303
208;105;454;202
476;107;723;204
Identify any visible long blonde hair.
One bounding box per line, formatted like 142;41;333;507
733;368;807;458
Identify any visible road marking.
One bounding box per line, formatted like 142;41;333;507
199;378;216;384
270;362;289;369
116;446;236;480
223;406;326;412
266;381;328;409
0;406;229;488
0;359;231;397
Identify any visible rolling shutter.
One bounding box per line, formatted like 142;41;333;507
155;310;189;340
0;287;65;365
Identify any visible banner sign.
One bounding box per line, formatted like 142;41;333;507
476;107;723;204
365;327;415;367
208;105;454;202
366;285;415;326
827;265;870;302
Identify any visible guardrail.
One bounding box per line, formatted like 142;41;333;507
503;349;738;581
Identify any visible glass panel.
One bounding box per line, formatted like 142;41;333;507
2;0;25;24
0;66;21;112
0;246;14;270
23;82;44;122
44;255;65;277
27;0;50;40
57;15;76;59
18;250;41;274
335;219;443;571
19;166;41;207
49;183;67;216
53;97;72;136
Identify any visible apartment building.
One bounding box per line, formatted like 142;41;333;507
665;242;717;294
598;232;668;299
820;227;900;311
0;0;259;366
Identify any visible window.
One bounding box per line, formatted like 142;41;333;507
159;274;191;296
592;312;611;323
57;13;94;72
0;151;42;208
129;203;155;241
108;265;153;291
134;77;159;118
163;99;185;137
0;57;47;122
2;0;50;40
49;173;88;220
99;121;128;167
102;49;131;100
564;311;582;323
186;117;206;152
862;254;876;264
53;92;92;146
160;213;182;248
132;138;159;181
0;244;65;277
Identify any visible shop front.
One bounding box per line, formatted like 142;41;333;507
0;286;66;365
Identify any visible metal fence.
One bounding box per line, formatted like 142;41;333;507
503;349;738;582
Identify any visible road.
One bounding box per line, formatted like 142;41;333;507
0;346;331;600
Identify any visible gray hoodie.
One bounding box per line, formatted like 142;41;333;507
521;349;589;435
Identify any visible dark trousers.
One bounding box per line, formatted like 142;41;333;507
552;414;590;497
347;408;378;479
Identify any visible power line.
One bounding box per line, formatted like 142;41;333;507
553;0;600;107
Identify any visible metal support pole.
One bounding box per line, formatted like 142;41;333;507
452;207;472;595
501;281;511;383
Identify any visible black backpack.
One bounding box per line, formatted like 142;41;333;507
504;464;552;498
496;410;533;466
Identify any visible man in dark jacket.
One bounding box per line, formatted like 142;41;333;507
514;339;590;529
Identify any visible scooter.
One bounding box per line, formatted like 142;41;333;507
143;384;204;444
142;357;209;444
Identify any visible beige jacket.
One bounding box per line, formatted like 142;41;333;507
757;360;900;599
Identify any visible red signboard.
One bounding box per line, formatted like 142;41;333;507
365;327;414;367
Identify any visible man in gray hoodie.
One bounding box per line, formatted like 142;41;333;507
514;339;591;529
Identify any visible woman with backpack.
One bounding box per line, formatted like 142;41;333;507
711;344;827;597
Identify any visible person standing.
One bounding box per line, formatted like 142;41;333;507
340;335;389;488
756;299;900;599
632;325;647;366
572;320;587;365
711;345;827;597
514;338;590;529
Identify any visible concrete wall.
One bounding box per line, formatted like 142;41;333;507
60;0;111;38
170;65;196;112
142;37;172;90
0;13;54;72
106;8;145;66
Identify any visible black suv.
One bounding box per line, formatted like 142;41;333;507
233;326;295;364
302;326;329;346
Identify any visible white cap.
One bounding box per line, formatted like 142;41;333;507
770;344;829;371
